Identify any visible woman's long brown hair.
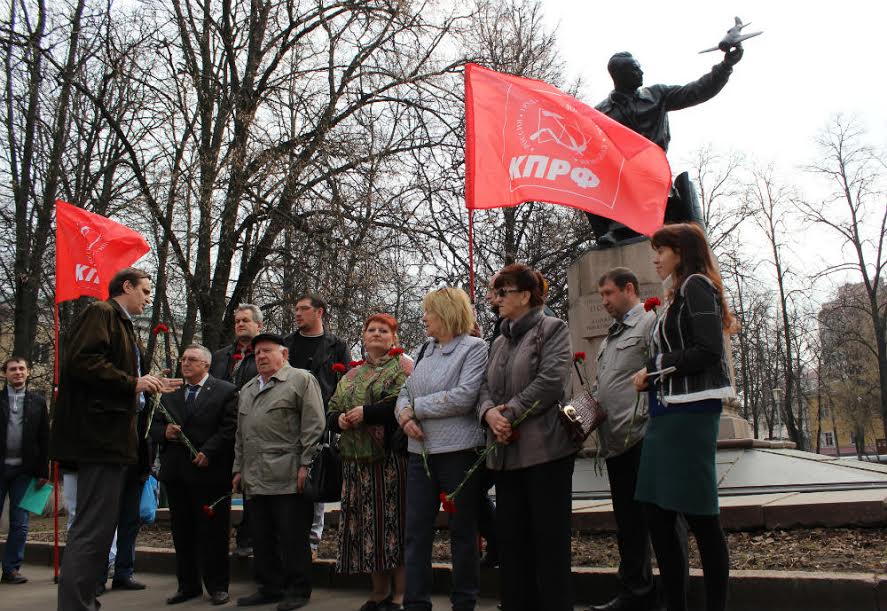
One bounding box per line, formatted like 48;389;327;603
650;223;736;332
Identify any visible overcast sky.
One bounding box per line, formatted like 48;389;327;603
538;0;885;298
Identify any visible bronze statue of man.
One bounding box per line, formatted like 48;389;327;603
588;46;743;247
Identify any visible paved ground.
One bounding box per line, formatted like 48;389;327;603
0;564;505;610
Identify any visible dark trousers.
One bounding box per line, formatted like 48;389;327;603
0;464;31;575
165;480;231;594
106;469;142;581
58;463;126;611
495;454;575;611
235;499;252;547
476;468;497;557
404;450;481;611
644;503;729;611
251;493;314;600
606;442;654;602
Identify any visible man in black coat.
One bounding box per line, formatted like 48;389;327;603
0;356;49;585
209;304;261;390
151;344;238;606
284;295;348;407
283;294;348;557
209;303;262;557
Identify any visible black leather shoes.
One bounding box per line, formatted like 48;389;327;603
585;596;646;611
211;591;231;605
237;591;283;606
167;590;201;605
276;597;309;611
112;576;147;590
0;571;28;584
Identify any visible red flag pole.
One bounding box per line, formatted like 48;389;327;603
468;209;475;303
53;462;59;580
53;302;60;580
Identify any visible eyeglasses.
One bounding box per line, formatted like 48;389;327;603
495;288;522;299
180;357;208;364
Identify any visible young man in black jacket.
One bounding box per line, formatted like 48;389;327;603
284;294;348;558
0;356;49;585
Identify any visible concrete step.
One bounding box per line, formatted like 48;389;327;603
10;542;887;611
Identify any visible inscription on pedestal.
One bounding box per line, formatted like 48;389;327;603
570;282;662;339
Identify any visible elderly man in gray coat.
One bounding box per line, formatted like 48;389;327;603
232;333;325;611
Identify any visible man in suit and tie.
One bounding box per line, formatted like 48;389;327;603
151;344;238;606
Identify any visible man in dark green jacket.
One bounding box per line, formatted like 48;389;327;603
51;268;181;611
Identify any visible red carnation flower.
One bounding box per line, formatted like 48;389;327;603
348;360;365;368
573;351;586;363
644;297;661;312
439;492;457;514
152;323;170;335
388;347;405;357
332;363;347;374
231;352;244;362
201;504;215;518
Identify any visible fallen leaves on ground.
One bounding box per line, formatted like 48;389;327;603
24;518;887;573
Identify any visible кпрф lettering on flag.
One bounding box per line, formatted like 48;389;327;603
464;63;671;236
55;199;150;303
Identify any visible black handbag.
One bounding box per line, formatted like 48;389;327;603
558;390;607;444
304;431;342;502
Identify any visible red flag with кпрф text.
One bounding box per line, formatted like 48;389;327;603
464;63;671;236
55;199;150;303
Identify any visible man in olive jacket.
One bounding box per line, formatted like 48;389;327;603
51;268;181;611
232;333;325;610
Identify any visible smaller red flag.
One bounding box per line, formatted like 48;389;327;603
464;63;671;236
55;200;150;303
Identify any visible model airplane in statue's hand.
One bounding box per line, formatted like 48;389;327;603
700;17;763;53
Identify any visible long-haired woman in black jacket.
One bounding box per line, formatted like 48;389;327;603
632;223;735;611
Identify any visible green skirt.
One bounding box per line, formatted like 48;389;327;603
635;400;721;516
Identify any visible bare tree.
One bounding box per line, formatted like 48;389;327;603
683;144;748;257
798;115;887;440
745;166;805;448
0;0;88;363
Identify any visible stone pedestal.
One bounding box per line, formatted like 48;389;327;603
568;240;662;387
567;240;754;446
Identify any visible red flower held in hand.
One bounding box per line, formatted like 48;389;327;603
152;322;170;335
644;297;661;312
439;492;457;514
202;493;231;519
573;351;586;363
231;353;244;362
388;347;405;357
349;360;365;368
332;363;347;374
